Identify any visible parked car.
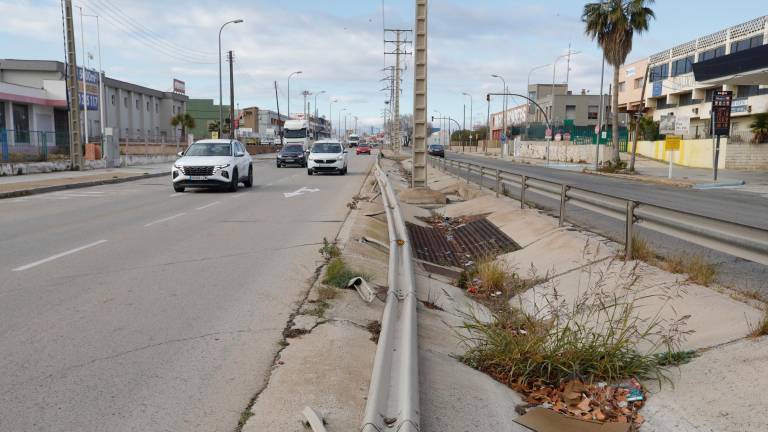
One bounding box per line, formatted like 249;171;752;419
276;144;307;167
307;140;348;175
172;139;253;192
356;143;372;155
428;144;445;157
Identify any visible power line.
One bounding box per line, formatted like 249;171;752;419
88;0;217;58
80;0;216;64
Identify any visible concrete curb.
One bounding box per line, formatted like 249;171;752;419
692;180;746;189
0;171;168;200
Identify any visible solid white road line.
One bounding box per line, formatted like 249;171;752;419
195;201;219;210
144;213;186;227
12;240;108;272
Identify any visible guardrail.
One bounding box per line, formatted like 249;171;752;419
361;160;420;432
430;156;768;266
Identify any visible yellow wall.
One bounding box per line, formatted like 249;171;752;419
634;138;727;169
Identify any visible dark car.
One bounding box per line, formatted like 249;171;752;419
276;144;307;167
428;144;445;157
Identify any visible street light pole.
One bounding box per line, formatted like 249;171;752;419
463;92;473;148
287;70;302;121
329;98;337;138
219;19;243;137
492;74;506;156
314;90;325;137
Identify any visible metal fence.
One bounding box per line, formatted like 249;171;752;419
430;156;768;266
1;129;70;163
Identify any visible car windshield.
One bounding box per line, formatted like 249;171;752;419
312;143;342;153
430;145;443;150
283;145;304;153
285;128;307;139
186;143;232;156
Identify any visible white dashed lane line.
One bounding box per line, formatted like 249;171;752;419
195;201;220;210
12;240;108;272
144;213;186;227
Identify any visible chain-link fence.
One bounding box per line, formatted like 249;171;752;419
1;130;70;163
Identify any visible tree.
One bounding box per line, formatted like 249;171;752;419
207;120;230;136
170;112;195;140
583;0;655;165
750;113;768;144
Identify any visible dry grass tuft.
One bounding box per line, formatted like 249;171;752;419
748;307;768;338
665;254;717;286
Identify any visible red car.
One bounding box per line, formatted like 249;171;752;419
356;144;371;155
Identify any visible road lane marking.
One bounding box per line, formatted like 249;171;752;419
144;213;186;227
196;201;219;210
12;240;108;271
284;187;320;198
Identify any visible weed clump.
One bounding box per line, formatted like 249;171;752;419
322;258;372;289
319;237;341;260
748;307;768;338
460;262;689;388
665;254;716;286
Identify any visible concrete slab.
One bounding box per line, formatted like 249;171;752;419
398;187;447;205
498;229;616;279
486;208;560;247
642;337;768;432
243;321;374;432
517;259;764;351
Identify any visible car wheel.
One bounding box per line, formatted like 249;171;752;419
244;165;253;188
173;184;185;193
228;168;239;192
341;166;348;175
276;162;281;168
307;168;313;176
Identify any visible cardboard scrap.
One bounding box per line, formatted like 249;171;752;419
515;408;631;432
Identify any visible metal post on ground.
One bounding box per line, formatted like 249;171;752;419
228;50;235;139
521;175;527;209
559;184;569;227
714;135;721;182
495;169;500;198
625;201;636;259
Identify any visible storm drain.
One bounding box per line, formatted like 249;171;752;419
407;217;520;267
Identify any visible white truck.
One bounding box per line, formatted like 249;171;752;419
283;120;311;151
348;134;360;147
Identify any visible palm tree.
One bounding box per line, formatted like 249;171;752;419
170;112;195;141
583;0;655;165
750;113;768;144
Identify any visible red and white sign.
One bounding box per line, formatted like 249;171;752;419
173;79;186;95
594;125;600;134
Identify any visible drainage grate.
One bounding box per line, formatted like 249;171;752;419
407;218;520;267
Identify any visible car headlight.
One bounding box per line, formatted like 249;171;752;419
214;164;230;171
174;164;183;170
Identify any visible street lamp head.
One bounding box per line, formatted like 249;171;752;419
233;19;244;24
491;74;500;78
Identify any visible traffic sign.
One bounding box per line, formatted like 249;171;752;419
594;125;600;134
545;128;552;138
664;135;681;152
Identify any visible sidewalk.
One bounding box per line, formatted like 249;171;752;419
0;164;170;199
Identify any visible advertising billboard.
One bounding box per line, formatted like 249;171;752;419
76;67;100;111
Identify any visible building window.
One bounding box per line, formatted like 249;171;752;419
618;82;626;92
634;78;644;89
671;55;694;76
146;101;150;111
705;88;718;102
731;35;763;54
135;99;140;110
678;93;694;106
12;103;29;131
111;94;115;105
698;45;725;62
587;105;599;120
123;96;128;108
649;63;669;82
155;103;159;112
737;85;760;98
0;101;5;129
565;105;576;121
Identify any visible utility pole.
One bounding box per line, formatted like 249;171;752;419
274;80;284;146
412;0;428;187
77;6;89;146
64;0;82;170
227;50;235;139
384;29;412;153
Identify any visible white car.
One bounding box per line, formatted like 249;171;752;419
172;139;253;192
307;140;349;175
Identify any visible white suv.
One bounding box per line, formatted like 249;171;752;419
307;140;348;175
172;139;253;192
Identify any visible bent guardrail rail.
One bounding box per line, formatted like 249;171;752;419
361;160;420;432
430;156;768;266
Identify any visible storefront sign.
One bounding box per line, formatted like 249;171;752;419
731;97;748;113
76;67;100;111
173;79;186;95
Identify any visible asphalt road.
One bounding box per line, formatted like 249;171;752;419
442;152;768;293
0;153;374;431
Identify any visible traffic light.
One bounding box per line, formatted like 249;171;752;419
486;94;490;102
